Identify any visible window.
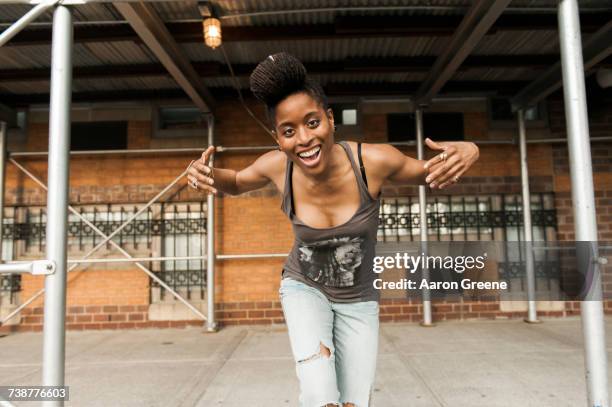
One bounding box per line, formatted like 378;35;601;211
71;121;128;151
153;106;207;138
330;103;359;126
153;203;207;302
488;98;548;129
377;193;556;243
387;112;464;142
1;210;18;305
3;108;28;143
6;203;207;303
377;193;559;297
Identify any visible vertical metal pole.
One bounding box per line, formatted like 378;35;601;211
416;109;433;326
559;1;609;406
517;110;539;323
206;115;217;332
0;122;6;260
42;5;72;406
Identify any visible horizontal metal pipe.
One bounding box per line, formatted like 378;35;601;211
0;262;36;274
5;254;289;266
527;136;612;144
216;253;288;260
8;136;612;158
8;146;271;157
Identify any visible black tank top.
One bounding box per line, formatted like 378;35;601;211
281;141;381;303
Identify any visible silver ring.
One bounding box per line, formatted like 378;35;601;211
191;179;198;189
453;175;460;183
440;152;447;162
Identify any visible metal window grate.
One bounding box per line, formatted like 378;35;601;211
378;193;559;291
377;193;557;242
0;203;208;300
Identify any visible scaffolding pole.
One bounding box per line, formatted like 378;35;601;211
517;110;539;324
415;108;433;326
558;1;609;406
0;122;6;261
42;5;71;406
206;115;217;332
0;0;59;47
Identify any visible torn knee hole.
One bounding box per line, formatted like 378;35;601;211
297;342;332;364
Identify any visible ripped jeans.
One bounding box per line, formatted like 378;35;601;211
279;277;379;407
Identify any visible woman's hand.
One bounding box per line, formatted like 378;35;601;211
186;146;217;195
423;138;479;189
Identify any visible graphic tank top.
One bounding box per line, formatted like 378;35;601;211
281;141;381;303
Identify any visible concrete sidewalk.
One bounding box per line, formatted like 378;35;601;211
1;318;611;406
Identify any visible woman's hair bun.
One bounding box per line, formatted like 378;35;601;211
249;52;308;106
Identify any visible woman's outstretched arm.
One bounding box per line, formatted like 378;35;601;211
363;139;479;190
186;146;285;196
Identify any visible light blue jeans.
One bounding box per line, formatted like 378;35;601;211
279;277;379;407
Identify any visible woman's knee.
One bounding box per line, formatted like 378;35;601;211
296;342;340;406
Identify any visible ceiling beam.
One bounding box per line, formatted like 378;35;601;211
511;19;612;111
5;13;611;46
413;0;512;106
113;1;214;113
6;55;610;83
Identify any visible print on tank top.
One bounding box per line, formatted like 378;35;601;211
297;236;364;288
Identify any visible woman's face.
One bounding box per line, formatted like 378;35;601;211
273;92;335;176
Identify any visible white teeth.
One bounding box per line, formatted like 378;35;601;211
298;146;320;158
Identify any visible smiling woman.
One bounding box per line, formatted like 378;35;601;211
186;52;479;407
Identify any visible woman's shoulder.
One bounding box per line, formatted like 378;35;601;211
261;148;286;169
251;148;287;183
342;140;391;169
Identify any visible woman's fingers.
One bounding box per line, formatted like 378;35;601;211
425;146;458;178
424;145;457;170
422;141;479;189
425;138;447;151
186;155;217;194
425;156;459;188
187;173;217;194
436;163;465;189
189;164;214;185
201;145;215;165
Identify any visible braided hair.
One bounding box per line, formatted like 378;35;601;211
249;52;329;125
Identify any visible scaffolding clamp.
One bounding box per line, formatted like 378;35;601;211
0;260;56;275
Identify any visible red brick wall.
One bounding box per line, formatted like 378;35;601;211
2;97;612;333
548;98;612;242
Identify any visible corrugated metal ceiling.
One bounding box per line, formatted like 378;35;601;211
0;0;610;99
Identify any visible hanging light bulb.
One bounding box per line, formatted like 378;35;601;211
203;17;222;49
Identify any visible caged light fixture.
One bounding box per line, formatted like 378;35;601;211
203;17;222;49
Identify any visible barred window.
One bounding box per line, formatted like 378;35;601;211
378;193;559;293
17;204;153;256
378;193;556;243
3;203;207;303
152;203;207;302
1;209;18;304
499;194;559;288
